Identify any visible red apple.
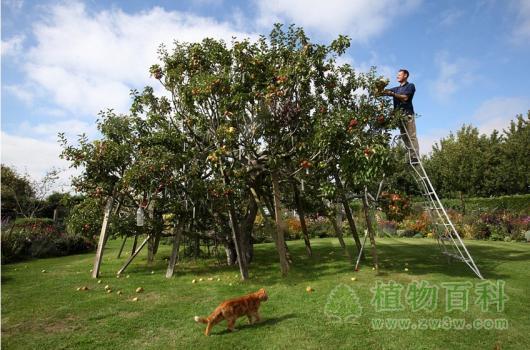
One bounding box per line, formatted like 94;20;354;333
349;119;359;128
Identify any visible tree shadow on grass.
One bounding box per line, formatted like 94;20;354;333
247;238;530;283
213;313;297;335
358;238;530;280
122;238;529;283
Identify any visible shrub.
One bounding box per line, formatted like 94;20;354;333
306;216;332;238
1;221;95;263
379;192;412;222
440;194;530;215
286;217;302;239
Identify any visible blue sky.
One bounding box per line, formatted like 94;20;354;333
2;0;530;188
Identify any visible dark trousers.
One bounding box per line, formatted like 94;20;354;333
399;114;420;156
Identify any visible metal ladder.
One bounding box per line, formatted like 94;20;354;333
400;120;484;279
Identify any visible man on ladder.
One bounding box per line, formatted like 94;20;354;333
383;69;420;161
378;69;484;279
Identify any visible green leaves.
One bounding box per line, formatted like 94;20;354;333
60;23;406;241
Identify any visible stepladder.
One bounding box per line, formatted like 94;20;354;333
399;118;484;279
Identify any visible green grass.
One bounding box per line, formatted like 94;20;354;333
2;237;529;349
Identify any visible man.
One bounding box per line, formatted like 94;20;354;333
383;69;420;158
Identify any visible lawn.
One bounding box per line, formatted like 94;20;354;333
2;237;529;349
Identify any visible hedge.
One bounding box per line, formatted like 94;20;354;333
417;194;530;214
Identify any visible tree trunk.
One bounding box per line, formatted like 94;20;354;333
240;193;258;265
147;206;162;265
271;170;290;276
293;183;312;257
131;233;139;256
117;236;127;258
333;172;362;254
193;234;200;259
224;236;237;265
362;191;379;271
219;162;249;280
328;214;352;260
459;191;466;215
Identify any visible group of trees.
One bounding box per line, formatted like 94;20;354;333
59;25;404;278
0;165;78;221
422;112;529;198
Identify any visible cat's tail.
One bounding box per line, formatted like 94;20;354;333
194;316;208;324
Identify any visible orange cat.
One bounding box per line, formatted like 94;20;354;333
194;288;268;335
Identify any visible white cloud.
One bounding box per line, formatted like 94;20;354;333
18;119;97;142
417;128;449;156
1;131;81;192
254;0;422;41
1;34;25;56
22;2;257;116
471;96;530;135
3;84;34;104
511;0;530;43
430;51;478;101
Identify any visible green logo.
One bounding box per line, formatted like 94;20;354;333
324;284;363;322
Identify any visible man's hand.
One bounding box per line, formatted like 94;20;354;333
384;89;409;102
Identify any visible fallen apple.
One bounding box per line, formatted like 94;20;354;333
132;297;139;302
97;280;102;284
192;279;197;284
306;286;314;293
117;291;122;295
351;277;357;281
136;287;144;293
